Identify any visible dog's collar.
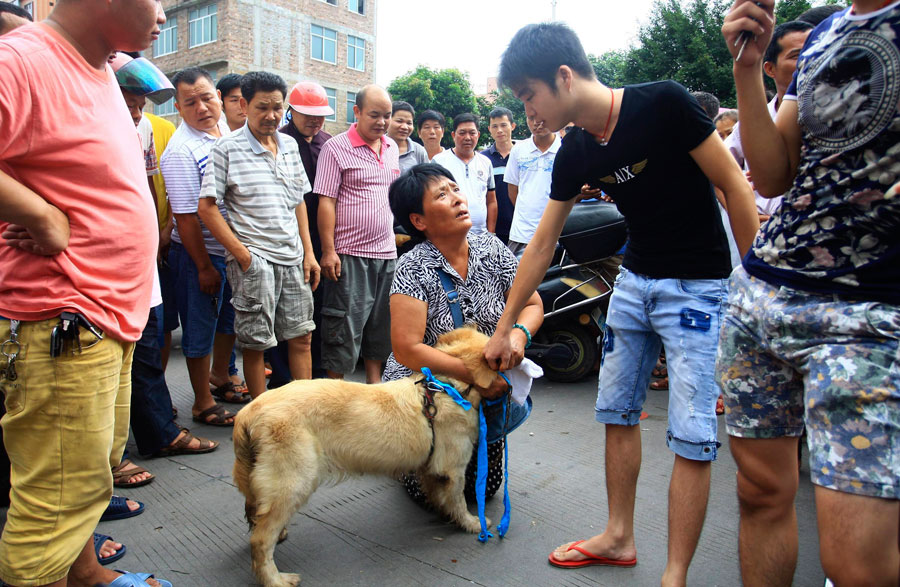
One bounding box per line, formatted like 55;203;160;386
415;369;475;467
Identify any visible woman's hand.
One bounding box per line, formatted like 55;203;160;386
476;373;509;400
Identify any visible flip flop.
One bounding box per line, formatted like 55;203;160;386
548;540;637;569
109;571;173;587
152;428;219;457
210;381;251;404
649;377;669;391
192;403;235;427
100;495;145;522
94;533;126;566
112;459;155;488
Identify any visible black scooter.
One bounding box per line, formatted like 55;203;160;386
525;201;627;382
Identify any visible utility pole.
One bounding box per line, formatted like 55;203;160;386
551;0;557;20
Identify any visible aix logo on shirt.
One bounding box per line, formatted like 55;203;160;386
598;159;648;184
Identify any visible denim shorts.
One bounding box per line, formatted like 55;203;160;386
716;267;899;499
596;266;727;461
168;242;235;358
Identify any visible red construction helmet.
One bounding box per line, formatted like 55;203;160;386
288;81;334;117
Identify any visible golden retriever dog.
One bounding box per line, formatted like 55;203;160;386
233;327;497;587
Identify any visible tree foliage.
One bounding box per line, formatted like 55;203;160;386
476;89;530;145
387;66;479;148
623;0;737;106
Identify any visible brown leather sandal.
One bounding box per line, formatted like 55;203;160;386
152;429;219;457
112;459;155;488
192;403;235;427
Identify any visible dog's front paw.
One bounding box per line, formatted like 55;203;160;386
459;513;489;533
271;572;300;587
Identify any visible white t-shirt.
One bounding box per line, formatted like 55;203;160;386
505;134;561;244
137;115;159;178
432;149;495;234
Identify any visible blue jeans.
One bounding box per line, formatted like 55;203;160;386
596;266;727;461
168;242;235;358
129;306;181;456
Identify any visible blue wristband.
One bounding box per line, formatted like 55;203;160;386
512;323;532;349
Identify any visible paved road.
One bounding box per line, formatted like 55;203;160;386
4;339;825;586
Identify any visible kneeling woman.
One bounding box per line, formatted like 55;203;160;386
384;163;543;502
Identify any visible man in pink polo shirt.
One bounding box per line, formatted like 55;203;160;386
316;85;400;383
0;0;169;585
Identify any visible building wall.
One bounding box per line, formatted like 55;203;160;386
149;0;376;134
4;0;53;23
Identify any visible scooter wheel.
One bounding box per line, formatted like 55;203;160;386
539;323;598;383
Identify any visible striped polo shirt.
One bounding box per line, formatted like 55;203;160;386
199;124;310;265
160;119;231;257
313;123;399;259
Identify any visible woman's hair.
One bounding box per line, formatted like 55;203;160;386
389;163;457;241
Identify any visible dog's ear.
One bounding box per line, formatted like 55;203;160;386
435;327;497;389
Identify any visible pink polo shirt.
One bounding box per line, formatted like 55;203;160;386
314;123;399;259
0;23;158;342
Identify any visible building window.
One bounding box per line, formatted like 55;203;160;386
189;4;217;48
348;0;364;14
319;0;337;4
23;2;33;16
310;24;337;64
324;87;336;121
346;91;356;124
156;97;176;116
154;19;177;57
347;36;365;71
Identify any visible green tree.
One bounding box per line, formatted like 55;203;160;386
387;66;479;148
589;50;629;88
476;89;529;147
624;0;737;106
775;0;846;23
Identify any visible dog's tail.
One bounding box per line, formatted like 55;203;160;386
232;405;258;527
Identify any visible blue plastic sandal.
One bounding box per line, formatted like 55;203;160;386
109;571;173;587
101;495;145;522
93;532;126;565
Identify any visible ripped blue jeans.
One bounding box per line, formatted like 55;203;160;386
595;266;727;461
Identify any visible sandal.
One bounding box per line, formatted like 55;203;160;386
649;377;669;391
94;532;126;565
108;571;173;587
716;394;725;415
112;459;155;488
192;403;235;427
153;428;219;457
101;495;144;521
651;363;667;378
210;381;251;404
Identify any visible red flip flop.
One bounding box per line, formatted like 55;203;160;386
548;540;637;569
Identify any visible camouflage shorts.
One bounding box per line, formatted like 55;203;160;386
715;267;900;499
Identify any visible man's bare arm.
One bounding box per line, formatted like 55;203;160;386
723;0;802;196
486;189;498;233
484;197;575;370
295;201;320;291
197;198;252;271
508;183;519;205
317;195;341;281
0;169;69;255
690;132;760;256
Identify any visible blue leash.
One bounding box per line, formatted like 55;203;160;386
475;371;513;542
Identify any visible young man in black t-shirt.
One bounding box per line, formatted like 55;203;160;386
484;23;758;584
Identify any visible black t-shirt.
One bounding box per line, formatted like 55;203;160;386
550;81;731;279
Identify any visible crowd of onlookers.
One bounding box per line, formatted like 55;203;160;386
1;0;898;585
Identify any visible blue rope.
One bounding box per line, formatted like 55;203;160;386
420;368;471;411
496;372;512;537
475;402;493;542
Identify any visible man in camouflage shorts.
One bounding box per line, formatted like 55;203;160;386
721;1;899;585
